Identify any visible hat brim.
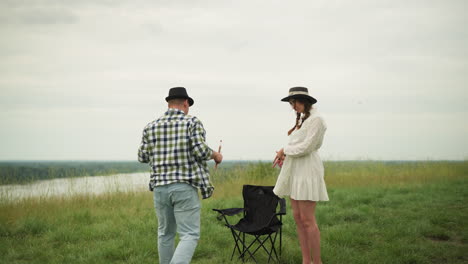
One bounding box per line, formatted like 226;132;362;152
165;96;194;106
281;94;317;104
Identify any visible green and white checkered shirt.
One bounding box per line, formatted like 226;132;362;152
138;108;214;199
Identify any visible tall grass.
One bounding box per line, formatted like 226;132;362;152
211;160;468;198
0;161;467;264
324;160;468;187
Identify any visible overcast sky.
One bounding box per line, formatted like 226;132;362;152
0;0;466;161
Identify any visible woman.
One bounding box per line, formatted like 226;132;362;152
273;86;328;264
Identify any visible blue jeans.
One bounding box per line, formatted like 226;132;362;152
153;183;201;264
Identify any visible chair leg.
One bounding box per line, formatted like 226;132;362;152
230;229;244;261
231;230;258;263
249;235;267;257
239;235;264;263
242;232;246;261
233;232;282;263
280;216;283;257
244;234;280;263
267;232;279;263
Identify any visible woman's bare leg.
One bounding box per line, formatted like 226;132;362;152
291;198;322;264
291;199;311;264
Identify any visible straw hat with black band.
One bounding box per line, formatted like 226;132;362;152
281;87;317;105
165;87;194;106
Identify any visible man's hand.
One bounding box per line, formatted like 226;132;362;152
212;151;223;164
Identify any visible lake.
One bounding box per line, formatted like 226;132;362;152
0;172;150;202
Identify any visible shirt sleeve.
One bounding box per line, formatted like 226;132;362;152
138;128;150;163
189;117;213;161
283;117;326;158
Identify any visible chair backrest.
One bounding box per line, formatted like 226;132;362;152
242;185;281;228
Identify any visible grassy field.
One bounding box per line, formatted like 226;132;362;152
0;161;467;264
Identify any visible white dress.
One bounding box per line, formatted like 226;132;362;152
273;108;329;201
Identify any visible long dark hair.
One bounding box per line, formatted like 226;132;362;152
287;99;312;136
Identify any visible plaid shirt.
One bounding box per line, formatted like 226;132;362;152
138;108;214;199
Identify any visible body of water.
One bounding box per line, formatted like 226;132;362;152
0;172;150;201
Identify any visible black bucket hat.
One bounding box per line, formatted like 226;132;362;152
281;86;317;104
165;87;194;106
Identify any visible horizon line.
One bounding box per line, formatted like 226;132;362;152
0;159;466;162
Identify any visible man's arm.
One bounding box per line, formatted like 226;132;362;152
138;128;150;163
189;118;213;161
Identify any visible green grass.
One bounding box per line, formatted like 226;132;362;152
1;161;467;264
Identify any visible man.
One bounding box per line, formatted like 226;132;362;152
138;87;223;264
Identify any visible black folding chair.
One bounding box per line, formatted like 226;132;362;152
213;185;286;263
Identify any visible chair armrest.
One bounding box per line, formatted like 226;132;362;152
213;208;244;223
212;208;244;216
276;198;286;215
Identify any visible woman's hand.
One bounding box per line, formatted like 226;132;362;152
272;148;285;168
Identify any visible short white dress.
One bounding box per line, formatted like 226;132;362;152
273;108;329;201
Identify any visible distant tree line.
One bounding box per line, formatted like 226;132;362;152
0;161;148;185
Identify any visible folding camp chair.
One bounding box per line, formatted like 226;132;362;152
213;185;286;263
